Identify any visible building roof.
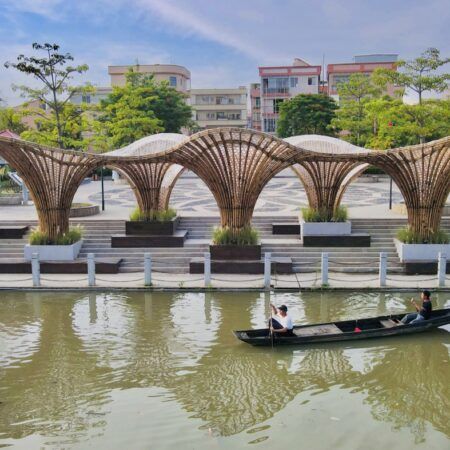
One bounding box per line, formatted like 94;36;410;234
0;130;20;139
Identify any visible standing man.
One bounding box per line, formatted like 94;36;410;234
400;290;432;324
269;304;294;335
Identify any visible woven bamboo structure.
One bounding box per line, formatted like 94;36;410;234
105;134;186;215
0;137;100;241
155;128;303;231
285;135;370;219
365;137;450;241
0;129;449;243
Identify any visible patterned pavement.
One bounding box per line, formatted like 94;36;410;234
87;172;403;216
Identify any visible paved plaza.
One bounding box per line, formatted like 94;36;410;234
0;171;406;221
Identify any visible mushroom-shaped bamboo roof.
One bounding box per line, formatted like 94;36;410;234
105;133;187;157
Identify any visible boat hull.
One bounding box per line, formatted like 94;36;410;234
233;309;450;346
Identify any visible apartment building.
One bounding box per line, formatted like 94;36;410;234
249;83;261;130
259;58;321;133
108;64;191;92
327;54;398;100
189;88;247;129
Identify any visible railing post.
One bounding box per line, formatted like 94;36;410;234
31;252;40;287
379;252;387;287
438;252;446;287
264;252;271;290
204;252;211;287
321;252;328;286
144;253;152;286
87;253;96;287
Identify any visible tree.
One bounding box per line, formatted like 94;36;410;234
20;102;92;150
375;48;449;105
276;94;338;138
366;99;450;148
4;43;92;148
0;107;28;134
97;69;192;148
331;73;382;146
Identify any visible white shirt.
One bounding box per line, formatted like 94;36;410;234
275;314;293;330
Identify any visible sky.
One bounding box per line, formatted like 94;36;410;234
0;0;449;105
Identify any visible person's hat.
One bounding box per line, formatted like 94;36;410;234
278;305;288;312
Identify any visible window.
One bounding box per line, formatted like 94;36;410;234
206;112;215;119
82;95;91;104
273;98;284;113
262;77;289;94
264;118;276;132
308;77;317;86
255;97;261;108
169;76;177;87
290;77;298;88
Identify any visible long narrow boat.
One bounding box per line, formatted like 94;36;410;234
233;308;450;346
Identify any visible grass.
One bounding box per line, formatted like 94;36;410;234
301;206;348;223
129;207;177;222
29;225;84;245
212;225;259;246
396;227;449;244
71;202;93;208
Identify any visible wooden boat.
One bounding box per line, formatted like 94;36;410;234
233;308;450;346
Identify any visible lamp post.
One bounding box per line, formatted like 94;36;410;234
389;177;393;210
101;166;105;211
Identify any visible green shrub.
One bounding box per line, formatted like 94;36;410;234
129;207;177;222
396;227;449;244
29;226;84;245
212;225;259;246
301;206;348;223
363;166;385;175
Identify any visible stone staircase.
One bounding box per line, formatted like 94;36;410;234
0;217;449;274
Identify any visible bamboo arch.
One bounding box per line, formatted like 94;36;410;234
0;129;449;242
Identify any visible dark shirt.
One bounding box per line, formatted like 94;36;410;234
419;300;432;320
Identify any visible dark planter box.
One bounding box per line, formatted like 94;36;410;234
125;217;179;236
210;244;261;260
0;258;123;274
0;226;29;239
303;234;371;247
272;222;300;235
111;230;187;248
404;261;450;275
190;257;293;274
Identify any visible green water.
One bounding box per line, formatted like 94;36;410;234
0;291;449;450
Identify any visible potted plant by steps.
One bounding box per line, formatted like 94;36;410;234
300;206;351;238
210;225;260;260
126;207;179;235
24;226;84;261
394;227;450;262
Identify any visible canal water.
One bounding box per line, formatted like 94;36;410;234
0;291;449;450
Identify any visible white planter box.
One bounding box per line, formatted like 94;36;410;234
301;220;351;238
394;239;450;262
24;240;83;261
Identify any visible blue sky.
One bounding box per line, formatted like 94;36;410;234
0;0;449;105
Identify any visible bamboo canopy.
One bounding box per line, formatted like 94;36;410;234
285;135;370;219
0;129;449;242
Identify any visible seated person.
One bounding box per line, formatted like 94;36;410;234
400;290;432;325
269;304;294;336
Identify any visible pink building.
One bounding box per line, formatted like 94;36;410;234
327;54;398;99
258;58;321;133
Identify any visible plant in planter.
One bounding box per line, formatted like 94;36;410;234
126;207;179;235
394;226;450;262
129;207;177;222
25;225;84;261
301;206;348;223
211;226;260;260
301;206;351;237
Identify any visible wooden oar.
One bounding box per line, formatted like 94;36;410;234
269;303;274;348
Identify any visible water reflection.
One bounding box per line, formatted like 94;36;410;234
0;291;449;448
